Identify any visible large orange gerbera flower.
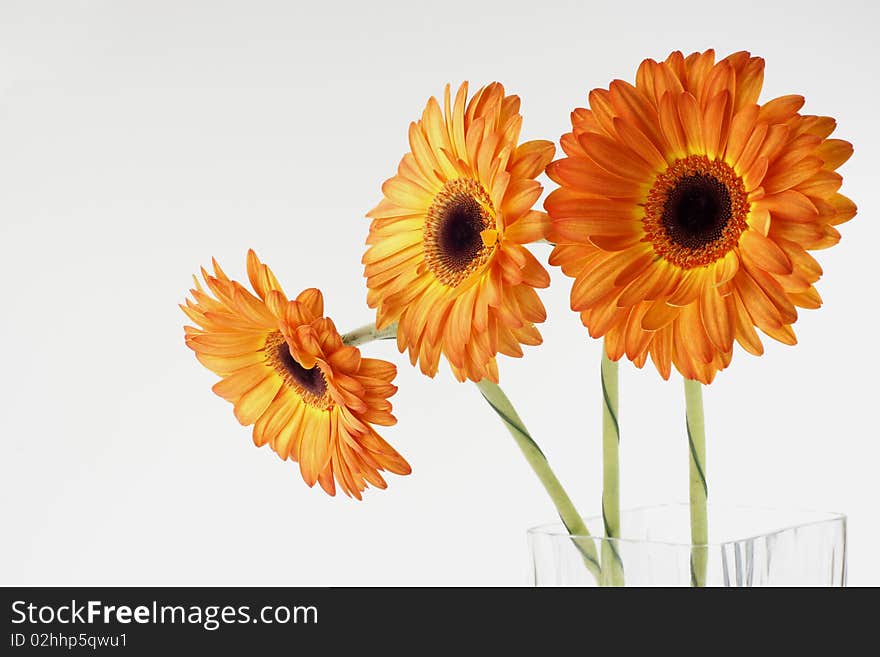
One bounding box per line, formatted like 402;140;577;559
546;50;856;384
364;82;555;383
181;250;411;499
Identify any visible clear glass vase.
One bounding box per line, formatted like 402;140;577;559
528;504;846;587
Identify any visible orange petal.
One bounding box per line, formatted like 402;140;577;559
658;92;688;160
739;230;793;275
504;210;548;243
733;122;767;174
760;323;798;346
713;250;740;286
789;286;822;309
724;105;759;166
230;372;280;425
667;270;703;306
618;262;677;306
763;156;823;194
508;140;555;180
501;178;542;222
703;91;730;161
624;303;653;361
648;325;674;379
609;79;667;153
677;92;704;154
699;279;734;352
735;270;783;332
731;56;764;113
677;302;714;364
298;409;332;487
296;288;324;320
612;116;669;172
796;170;842;197
578;131;655;179
828;193;857;226
755;190;818;223
757;95;805;124
588;87;618;138
549;156;642;199
742;155;769;192
730;289;764;355
642;300;680;331
816;139;853;170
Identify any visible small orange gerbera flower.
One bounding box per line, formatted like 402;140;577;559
546;50;856;384
364;82;555;383
181;250;411;499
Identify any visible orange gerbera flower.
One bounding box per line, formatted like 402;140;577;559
181;250;411;499
546;50;856;384
364;82;555;383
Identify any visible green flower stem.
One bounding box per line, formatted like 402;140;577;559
600;349;624;587
341;323;600;582
341;322;398;347
684;378;708;588
476;379;601;582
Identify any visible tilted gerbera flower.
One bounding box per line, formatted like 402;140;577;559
181;250;411;499
364;82;555;383
546;49;856;384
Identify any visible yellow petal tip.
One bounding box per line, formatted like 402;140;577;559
480;228;499;247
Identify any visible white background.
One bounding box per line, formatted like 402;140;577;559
1;0;877;586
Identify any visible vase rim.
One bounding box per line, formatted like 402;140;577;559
527;502;846;548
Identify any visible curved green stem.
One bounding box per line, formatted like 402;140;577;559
476;379;601;581
342;323;600;582
341;322;397;347
600;349;624;587
685;378;708;587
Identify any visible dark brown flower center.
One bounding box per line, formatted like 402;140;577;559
276;342;326;397
424;179;497;287
437;195;485;272
265;332;330;408
643;156;749;269
662;173;732;250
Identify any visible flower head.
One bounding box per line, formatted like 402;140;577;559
546;50;856;384
182;250;411;499
364;82;555;383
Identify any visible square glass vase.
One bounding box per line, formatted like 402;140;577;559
527;503;846;587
